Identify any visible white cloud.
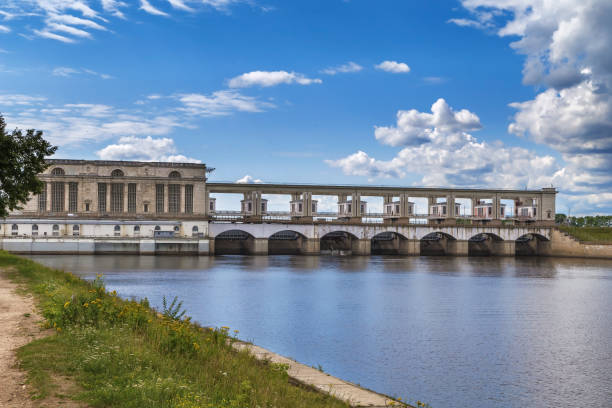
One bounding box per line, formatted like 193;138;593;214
236;175;263;183
176;91;274;116
374;98;481;147
140;0;169;16
327;99;561;189
101;0;127;18
0;94;47;106
0;24;10;33
52;67;113;79
228;71;322;88
96;136;201;163
321;62;363;75
375;60;411;73
33;29;76;43
167;0;194;11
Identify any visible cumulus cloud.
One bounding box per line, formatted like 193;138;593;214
228;71;322;88
375;60;411;73
236;175;263;183
321;62;363;75
374;98;482;147
97;136;201;163
327;99;560;189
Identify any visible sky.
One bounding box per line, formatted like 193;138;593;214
0;0;611;215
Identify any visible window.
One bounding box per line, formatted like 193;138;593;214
38;182;47;212
154;225;161;231
209;201;215;211
442;205;447;215
128;183;136;213
298;203;303;212
156;184;165;213
68;182;78;212
72;225;79;236
134;225;140;234
111;183;124;212
395;205;400;213
247;202;252;212
11;224;18;236
85;203;90;212
184;185;193;214
51;182;65;212
347;204;352;213
32;224;38;236
114;225;120;236
144;203;149;213
169;171;181;178
192;226;199;232
98;183;107;213
168;184;180;214
261;202;266;212
192;226;199;237
111;169;124;177
361;204;365;214
51;167;65;176
173;226;180;232
52;224;59;236
312;203;316;213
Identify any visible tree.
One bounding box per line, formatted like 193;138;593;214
0;114;57;217
555;213;567;225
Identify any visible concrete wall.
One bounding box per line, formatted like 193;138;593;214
542;229;612;259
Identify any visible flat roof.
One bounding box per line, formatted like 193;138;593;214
46;159;207;169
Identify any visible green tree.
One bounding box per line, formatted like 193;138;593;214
555;213;567;224
0;114;57;217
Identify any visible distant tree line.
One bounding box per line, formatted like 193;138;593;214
555;214;612;227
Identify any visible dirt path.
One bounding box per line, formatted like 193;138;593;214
0;269;85;408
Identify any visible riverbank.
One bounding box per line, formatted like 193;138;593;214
0;251;408;408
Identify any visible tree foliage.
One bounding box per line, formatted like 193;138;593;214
555;213;612;227
0;113;57;217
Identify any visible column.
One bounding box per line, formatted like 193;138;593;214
251;238;268;255
446;195;455;218
46;181;52;214
536;194;543;221
351;192;360;217
492;193;501;220
303;192;313;217
351;238;371;255
204;189;210;217
64;182;70;213
492;240;516;256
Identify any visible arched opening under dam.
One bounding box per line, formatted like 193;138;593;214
420;232;457;256
320;231;359;255
268;230;307;255
371;232;408;255
515;233;550;256
468;233;504;256
214;230;256;255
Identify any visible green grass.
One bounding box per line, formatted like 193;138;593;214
0;251;349;408
557;226;612;243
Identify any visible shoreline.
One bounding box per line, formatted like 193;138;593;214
0;252;409;408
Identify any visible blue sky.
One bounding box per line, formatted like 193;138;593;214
1;0;611;215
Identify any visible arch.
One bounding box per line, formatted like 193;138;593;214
214;229;256;255
50;167;65;176
154;225;161;231
11;224;18;230
169;171;181;179
32;224;38;231
371;231;408;255
72;224;80;236
52;224;59;230
420;231;456;256
515;233;550;257
320;230;359;254
114;225;121;231
269;230;308;255
134;225;141;232
192;226;199;232
173;226;180;232
72;225;79;231
468;233;503;256
111;169;124;177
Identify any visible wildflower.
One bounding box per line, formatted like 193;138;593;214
193;342;200;351
64;301;70;308
96;273;103;279
83;302;89;308
56;327;62;332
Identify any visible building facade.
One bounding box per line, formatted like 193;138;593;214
15;159;209;218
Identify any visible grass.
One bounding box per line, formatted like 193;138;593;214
0;251;349;408
557;226;612;243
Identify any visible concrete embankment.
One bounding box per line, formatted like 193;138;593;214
233;342;408;408
543;229;612;259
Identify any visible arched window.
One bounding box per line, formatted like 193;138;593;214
192;226;199;232
169;171;181;178
173;226;180;232
51;168;65;176
52;224;59;236
114;225;121;231
11;224;18;236
111;169;124;177
154;225;161;231
73;225;79;231
134;225;140;232
32;224;38;231
73;225;80;236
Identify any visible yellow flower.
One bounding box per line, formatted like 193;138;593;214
56;327;62;332
193;342;200;351
83;302;89;308
64;301;70;308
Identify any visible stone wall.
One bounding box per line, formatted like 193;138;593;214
543;229;612;259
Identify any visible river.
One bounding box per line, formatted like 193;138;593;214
25;254;612;408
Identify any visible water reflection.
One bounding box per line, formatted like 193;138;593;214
25;254;612;408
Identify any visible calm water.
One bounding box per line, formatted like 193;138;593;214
26;254;612;408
